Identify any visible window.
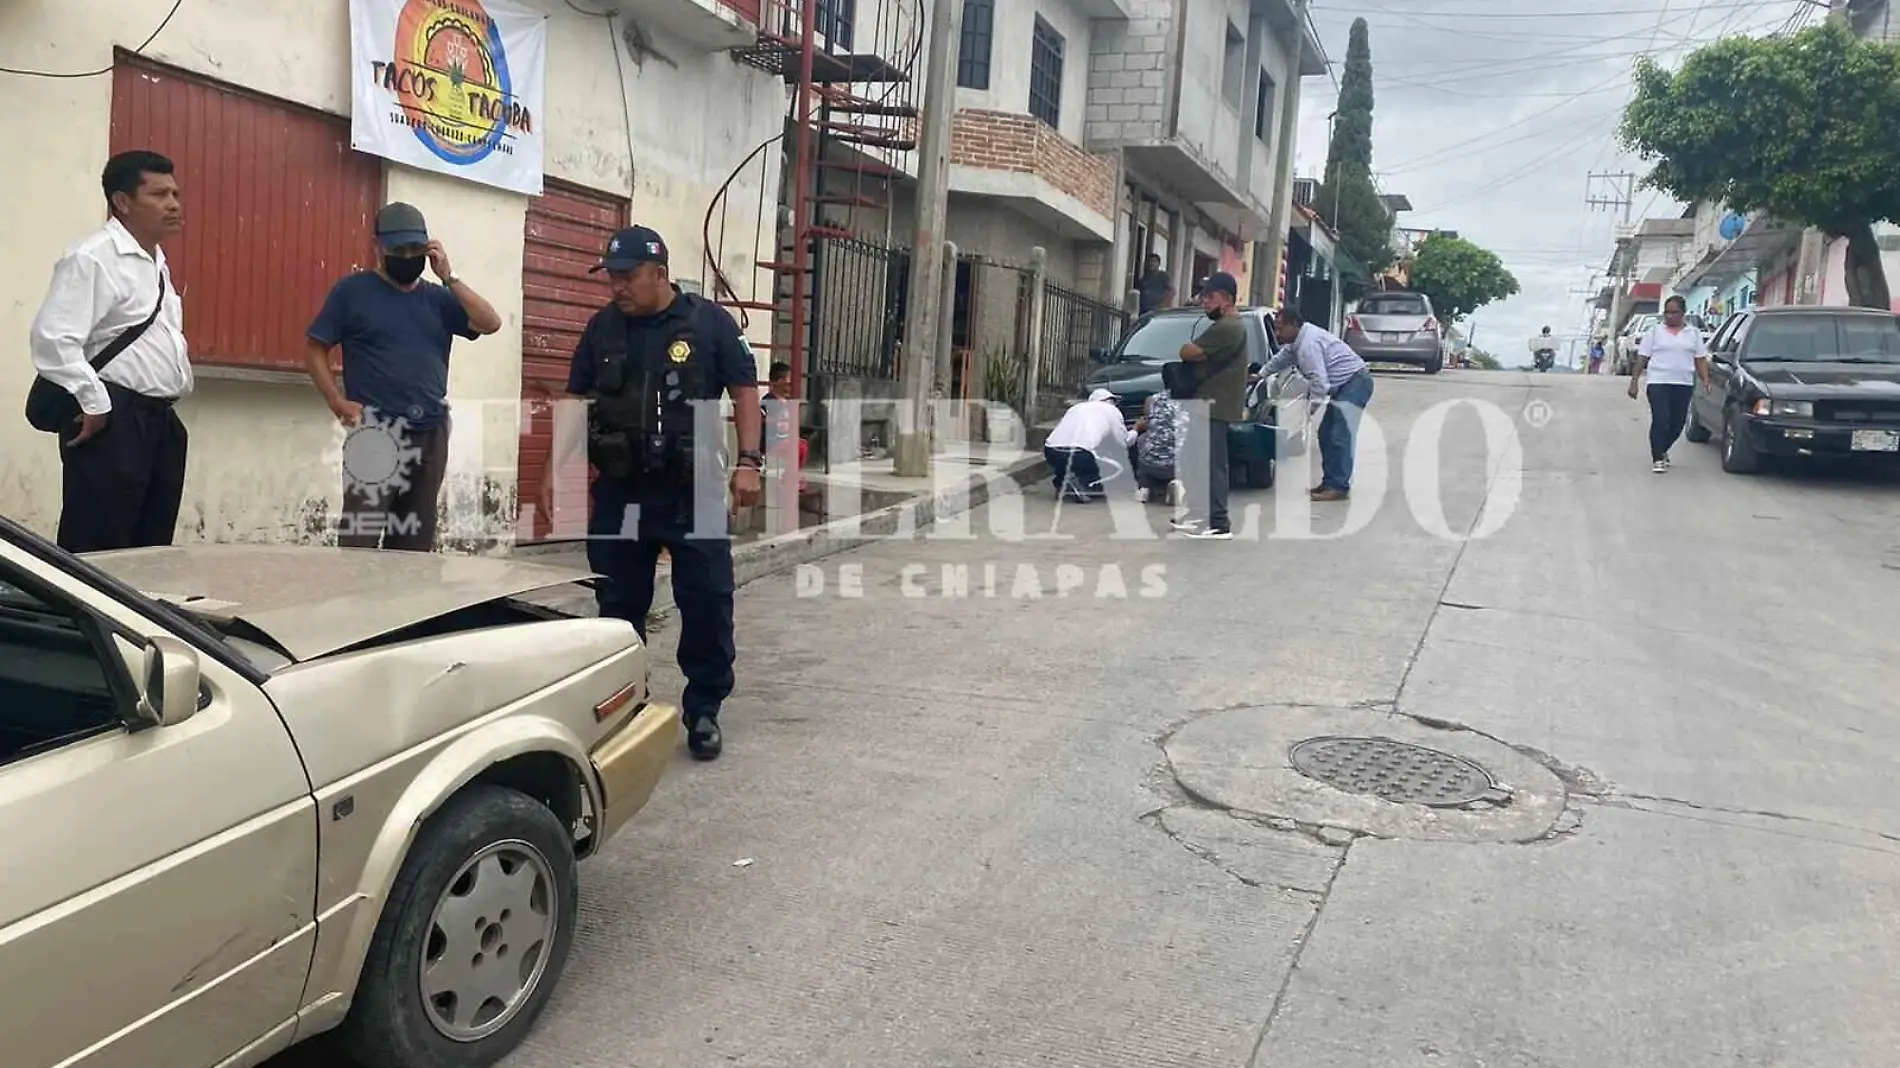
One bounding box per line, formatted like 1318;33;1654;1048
109;55;382;372
1112;314;1215;363
1029;17;1064;129
1254;70;1275;141
817;0;855;50
0;572;124;767
1358;293;1430;316
1839;315;1900;360
958;0;993;90
1222;23;1246;108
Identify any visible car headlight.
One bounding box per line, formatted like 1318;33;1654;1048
1751;398;1812;418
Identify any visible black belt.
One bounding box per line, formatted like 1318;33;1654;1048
104;381;178;409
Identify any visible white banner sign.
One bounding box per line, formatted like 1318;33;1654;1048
349;0;548;196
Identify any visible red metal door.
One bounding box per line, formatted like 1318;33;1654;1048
518;182;628;540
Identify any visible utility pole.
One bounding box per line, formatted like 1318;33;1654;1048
893;0;960;477
1257;0;1310;311
1585;171;1635;225
1587;171;1637;336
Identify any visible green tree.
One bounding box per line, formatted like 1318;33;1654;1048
1408;233;1520;324
1619;22;1900;308
1315;18;1392;288
1465;349;1501;371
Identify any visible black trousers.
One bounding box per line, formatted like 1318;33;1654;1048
1183;418;1232;530
586;479;736;725
1045;446;1105;500
337;420;451;552
57;383;188;553
1647;383;1694;461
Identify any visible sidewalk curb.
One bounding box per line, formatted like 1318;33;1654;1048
524;451;1050;620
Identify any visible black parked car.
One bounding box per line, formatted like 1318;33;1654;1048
1076;306;1312;488
1688;306;1900;473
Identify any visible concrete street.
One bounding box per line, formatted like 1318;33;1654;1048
281;370;1900;1067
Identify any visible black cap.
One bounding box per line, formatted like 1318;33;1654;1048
375;202;429;251
1204;271;1239;299
592;226;669;273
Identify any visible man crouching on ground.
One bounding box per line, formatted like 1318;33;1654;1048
1043;388;1134;502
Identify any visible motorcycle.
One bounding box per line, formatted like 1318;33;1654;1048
1528;335;1558;372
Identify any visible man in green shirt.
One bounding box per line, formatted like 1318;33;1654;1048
1174;271;1247;539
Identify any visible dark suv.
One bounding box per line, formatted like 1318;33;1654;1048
1688;305;1900;473
1075;306;1311;488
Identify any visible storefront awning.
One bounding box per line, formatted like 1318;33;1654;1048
1682;214;1801;290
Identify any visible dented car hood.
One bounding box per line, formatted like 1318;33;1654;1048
84;544;594;661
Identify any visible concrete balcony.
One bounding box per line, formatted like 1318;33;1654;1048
617;0;757;52
947;110;1117;242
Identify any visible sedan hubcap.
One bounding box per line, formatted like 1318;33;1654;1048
419;840;558;1042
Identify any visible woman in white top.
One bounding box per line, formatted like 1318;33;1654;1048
1627;294;1712;473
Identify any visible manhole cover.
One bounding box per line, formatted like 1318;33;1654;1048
1287;736;1508;807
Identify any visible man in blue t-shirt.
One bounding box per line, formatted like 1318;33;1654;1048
305;202;502;551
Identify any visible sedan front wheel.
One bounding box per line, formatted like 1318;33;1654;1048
337;784;580;1068
1721;408;1763;474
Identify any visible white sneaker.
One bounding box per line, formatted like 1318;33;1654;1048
1135;486;1150;503
1661;454;1672;469
1183;525;1233;540
1170;516;1202;533
1652;460;1667;474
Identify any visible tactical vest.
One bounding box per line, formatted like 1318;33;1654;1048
586;298;712;486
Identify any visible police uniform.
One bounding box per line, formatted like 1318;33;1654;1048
566;226;761;760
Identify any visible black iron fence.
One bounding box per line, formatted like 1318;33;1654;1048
811;235;905;381
1038;281;1127;400
802;239;1126;428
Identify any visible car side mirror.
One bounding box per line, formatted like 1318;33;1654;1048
135;635;204;728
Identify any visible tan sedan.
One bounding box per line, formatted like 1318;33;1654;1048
0;514;676;1068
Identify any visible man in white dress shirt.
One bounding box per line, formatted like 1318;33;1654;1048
27;150;193;552
1043;388;1136;502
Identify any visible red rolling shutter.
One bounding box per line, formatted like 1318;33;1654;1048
518;181;628;540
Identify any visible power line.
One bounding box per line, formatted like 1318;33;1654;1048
1379;68;1632;173
1321;0;1793;18
1415;118;1627;214
0;0;184;78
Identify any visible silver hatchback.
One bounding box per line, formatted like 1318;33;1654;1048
1343;291;1446;373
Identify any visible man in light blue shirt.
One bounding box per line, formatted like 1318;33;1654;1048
1262;306;1374;500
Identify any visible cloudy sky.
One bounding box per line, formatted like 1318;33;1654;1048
1293;0;1823;367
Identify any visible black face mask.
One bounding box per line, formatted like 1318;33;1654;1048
384;254;426;285
1206;307;1225;320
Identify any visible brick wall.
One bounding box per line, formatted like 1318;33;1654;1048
949;109;1116;222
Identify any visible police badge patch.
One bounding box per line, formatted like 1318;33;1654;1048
668;341;691;363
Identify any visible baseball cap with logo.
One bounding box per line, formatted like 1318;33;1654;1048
592;225;670;273
375;202;429;251
1203;271;1239;299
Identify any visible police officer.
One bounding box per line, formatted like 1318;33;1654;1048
538;226;763;760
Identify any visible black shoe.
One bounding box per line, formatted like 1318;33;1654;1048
686;716;723;760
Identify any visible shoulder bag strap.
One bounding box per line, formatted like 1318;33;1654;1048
88;267;167;374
